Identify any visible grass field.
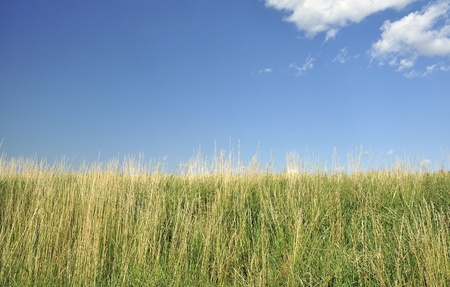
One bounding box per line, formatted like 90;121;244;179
0;152;449;286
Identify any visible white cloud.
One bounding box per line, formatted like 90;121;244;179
397;58;416;71
325;28;339;42
333;47;361;63
266;0;450;75
333;47;349;63
259;68;274;73
265;0;415;37
404;69;422;78
440;64;450;71
289;55;315;76
371;1;450;69
403;62;450;77
425;63;439;74
385;150;395;155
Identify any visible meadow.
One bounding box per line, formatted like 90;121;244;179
0;151;449;286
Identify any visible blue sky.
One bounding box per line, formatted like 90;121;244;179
1;0;449;171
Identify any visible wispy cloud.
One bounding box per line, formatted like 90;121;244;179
333;47;361;64
371;1;450;71
265;0;415;38
325;28;339;42
397;58;416;71
333;47;349;64
403;62;450;77
289;55;315;76
259;68;274;74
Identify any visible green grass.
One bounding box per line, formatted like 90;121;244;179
0;154;449;286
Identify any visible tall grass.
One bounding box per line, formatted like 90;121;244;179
0;151;449;286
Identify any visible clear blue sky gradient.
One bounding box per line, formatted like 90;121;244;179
1;1;449;171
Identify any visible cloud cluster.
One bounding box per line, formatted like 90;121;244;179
370;1;450;71
265;0;450;74
265;0;414;37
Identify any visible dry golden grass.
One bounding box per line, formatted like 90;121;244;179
0;152;449;286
